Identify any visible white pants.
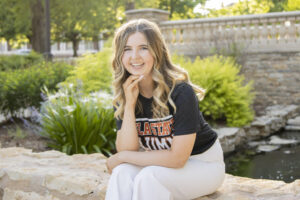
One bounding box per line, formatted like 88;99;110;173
105;139;225;200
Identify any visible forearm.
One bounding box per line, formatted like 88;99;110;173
116;105;139;151
119;150;185;169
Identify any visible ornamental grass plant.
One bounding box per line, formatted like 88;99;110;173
40;85;116;156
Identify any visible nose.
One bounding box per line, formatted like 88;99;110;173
131;49;141;59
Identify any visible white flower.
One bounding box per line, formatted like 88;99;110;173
62;105;75;113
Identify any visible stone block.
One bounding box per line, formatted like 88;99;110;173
285;125;300;131
287;116;300;126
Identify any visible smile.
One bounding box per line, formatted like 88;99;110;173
131;63;144;67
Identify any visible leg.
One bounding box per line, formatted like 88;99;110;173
132;140;225;200
132;161;225;200
105;163;142;200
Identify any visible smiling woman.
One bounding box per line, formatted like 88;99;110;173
105;19;225;200
122;32;154;80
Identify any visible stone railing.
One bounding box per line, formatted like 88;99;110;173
126;9;300;57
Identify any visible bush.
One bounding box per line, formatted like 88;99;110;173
172;54;255;127
0;61;73;116
60;48;113;94
0;51;44;71
40;85;116;156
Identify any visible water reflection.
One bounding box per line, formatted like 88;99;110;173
225;130;300;183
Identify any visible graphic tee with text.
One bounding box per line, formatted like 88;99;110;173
116;82;217;155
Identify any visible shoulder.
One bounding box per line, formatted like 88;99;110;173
171;82;196;101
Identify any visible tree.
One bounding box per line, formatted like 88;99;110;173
51;0;123;57
285;0;300;11
0;0;31;50
85;0;122;50
269;0;288;12
207;0;274;17
157;0;206;19
0;0;48;53
29;0;46;53
0;0;18;50
122;0;207;19
51;0;92;57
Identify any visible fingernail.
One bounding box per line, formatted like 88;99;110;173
139;75;144;80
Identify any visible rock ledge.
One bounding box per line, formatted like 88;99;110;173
0;147;299;200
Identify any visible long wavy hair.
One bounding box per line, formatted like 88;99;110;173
112;19;205;120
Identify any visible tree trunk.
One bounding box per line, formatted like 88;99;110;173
6;40;11;51
93;36;99;51
125;1;135;10
30;0;46;53
72;39;79;57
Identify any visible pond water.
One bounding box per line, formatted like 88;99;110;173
225;130;300;183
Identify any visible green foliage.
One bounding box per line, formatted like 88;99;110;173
172;54;255;127
157;0;205;19
51;0;121;56
206;0;274;17
0;51;43;71
40;85;116;156
0;61;73;116
60;48;113;94
285;0;300;11
0;0;31;42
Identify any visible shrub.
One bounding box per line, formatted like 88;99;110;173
40;85;116;156
60;48;113;94
0;61;73;116
0;51;44;71
172;54;255;127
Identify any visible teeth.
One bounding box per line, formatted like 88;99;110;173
132;63;143;66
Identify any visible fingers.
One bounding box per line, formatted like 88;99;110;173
129;75;144;89
123;75;144;90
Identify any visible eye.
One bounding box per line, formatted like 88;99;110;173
141;46;148;50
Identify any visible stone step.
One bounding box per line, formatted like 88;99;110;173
285;125;300;131
287;116;300;126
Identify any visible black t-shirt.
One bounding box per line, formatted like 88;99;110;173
116;82;217;155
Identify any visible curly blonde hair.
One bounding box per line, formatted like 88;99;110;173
112;19;205;120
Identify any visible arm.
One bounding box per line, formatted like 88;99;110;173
115;75;143;152
115;104;139;152
107;133;196;173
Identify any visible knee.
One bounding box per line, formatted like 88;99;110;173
133;166;160;185
111;163;140;180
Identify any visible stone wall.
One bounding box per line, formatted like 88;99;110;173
0;147;300;200
241;52;300;114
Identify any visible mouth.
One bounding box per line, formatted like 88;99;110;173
131;63;144;68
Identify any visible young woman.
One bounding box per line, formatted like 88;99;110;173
105;19;225;200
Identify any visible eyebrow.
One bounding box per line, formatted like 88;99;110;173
124;44;148;48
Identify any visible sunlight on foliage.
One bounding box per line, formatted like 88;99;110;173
172;54;255;127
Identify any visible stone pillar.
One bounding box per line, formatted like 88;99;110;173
124;8;169;25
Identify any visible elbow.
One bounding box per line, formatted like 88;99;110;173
170;153;189;169
173;159;187;168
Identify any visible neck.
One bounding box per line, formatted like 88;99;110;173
138;76;154;98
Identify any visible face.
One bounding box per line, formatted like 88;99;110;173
122;32;154;79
